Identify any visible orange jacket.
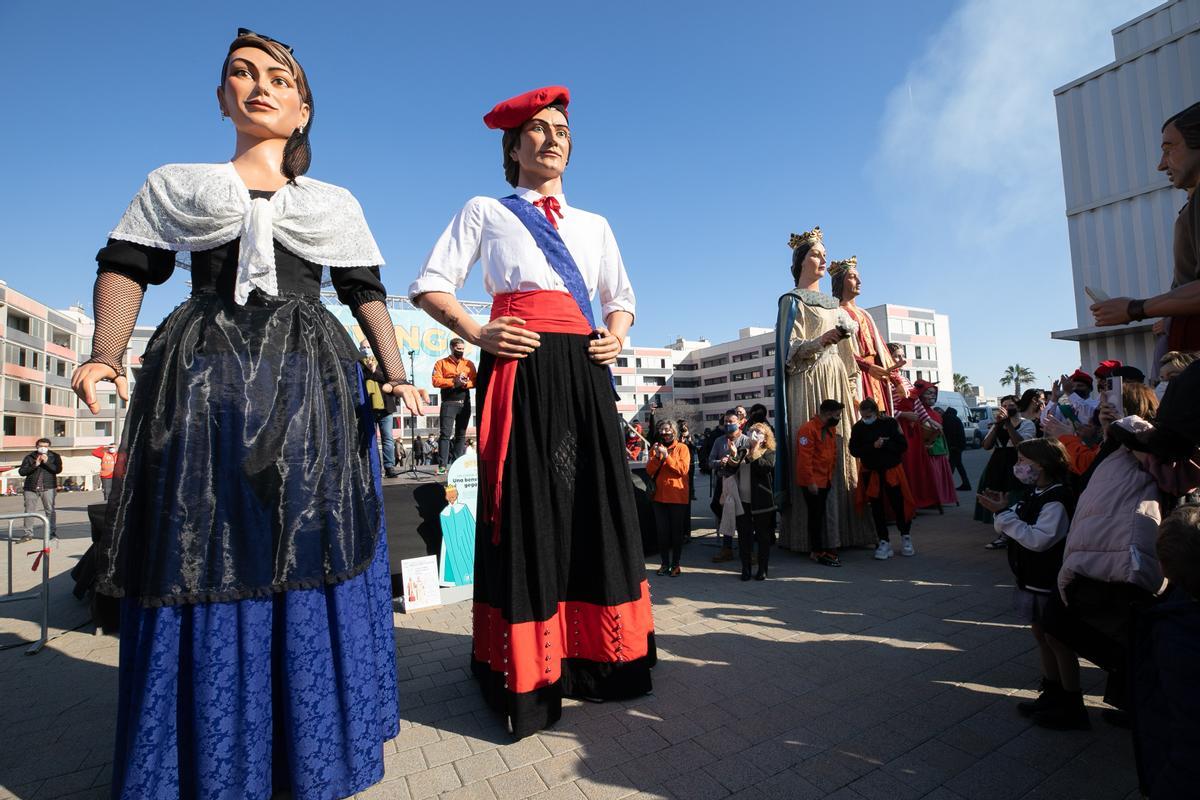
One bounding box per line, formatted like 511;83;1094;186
431;356;477;390
1059;434;1099;475
91;446;117;478
794;416;838;488
647;442;691;504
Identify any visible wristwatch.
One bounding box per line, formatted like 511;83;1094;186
1127;299;1147;322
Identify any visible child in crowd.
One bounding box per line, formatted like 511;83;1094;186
977;439;1079;726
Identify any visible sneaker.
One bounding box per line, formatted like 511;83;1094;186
900;535;915;557
436;467;447;475
985;536;1008;550
873;540;893;560
815;551;842;567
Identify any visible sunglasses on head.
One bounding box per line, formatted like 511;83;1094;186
238;27;293;53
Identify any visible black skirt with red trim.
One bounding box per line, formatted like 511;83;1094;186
471;331;656;738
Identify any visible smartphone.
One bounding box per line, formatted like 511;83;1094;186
1085;285;1109;303
1108;376;1124;418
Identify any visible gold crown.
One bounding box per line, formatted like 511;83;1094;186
788;226;822;250
829;255;858;276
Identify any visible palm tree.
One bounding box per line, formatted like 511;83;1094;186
999;364;1036;396
953;373;971;394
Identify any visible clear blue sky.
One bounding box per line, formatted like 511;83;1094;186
0;0;1161;395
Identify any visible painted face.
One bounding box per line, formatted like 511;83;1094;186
800;243;828;283
219;46;310;140
920;388;937;406
844;269;861;296
510;107;571;181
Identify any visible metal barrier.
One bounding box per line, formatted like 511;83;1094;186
0;512;51;654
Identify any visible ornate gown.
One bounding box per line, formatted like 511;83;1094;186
774;289;876;551
842;303;896;415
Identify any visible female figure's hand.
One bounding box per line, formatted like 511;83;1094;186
72;362;128;415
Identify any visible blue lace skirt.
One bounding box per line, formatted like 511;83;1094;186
110;508;399;800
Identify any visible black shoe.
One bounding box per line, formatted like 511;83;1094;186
755;569;767;581
740;566;752;582
385;468;401;478
656;565;670;576
1033;691;1090;730
985;536;1008;550
1017;678;1061;718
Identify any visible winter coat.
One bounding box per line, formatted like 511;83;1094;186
1058;447;1163;601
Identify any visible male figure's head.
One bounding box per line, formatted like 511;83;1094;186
1159;102;1200;192
830;257;860;303
449;337;466;359
818;399;844;429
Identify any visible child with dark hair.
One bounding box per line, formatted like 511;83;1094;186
977;438;1078;725
1132;506;1200;797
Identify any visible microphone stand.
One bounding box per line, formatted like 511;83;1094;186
405;349;421;476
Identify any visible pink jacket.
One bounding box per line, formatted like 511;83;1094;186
1058;447;1162;601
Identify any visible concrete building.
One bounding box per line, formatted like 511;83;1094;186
668;327;777;427
613;340;675;424
1;280;154;493
865;304;954;387
1050;0;1200;371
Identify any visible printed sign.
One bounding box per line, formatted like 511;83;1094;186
439;452;478;587
399;555;442;612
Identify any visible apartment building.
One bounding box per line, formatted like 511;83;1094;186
668;327;777;426
865;304;954;386
1;280;153;493
613;341;675;424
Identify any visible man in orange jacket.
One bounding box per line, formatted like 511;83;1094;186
796;399;844;566
431;338;478;474
91;442;117;500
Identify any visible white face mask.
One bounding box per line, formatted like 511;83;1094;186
36;447;48;455
108;446;117;453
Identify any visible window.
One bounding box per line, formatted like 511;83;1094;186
732;351;757;363
616;357;628;368
701;356;729;369
733;390;761;401
675;362;698;371
45;387;74;407
635;358;642;368
7;311;31;335
730;369;762;382
764;386;775;398
926;346;937;361
49;327;73;349
645;376;666;386
92;421;113;437
703;376;727;386
674;378;700;389
915;370;923;381
762;345;776;358
51;419;68;437
2;415;40;436
679;398;700;405
660;359;667;369
705;413;723;422
766;368;775;377
702;391;731;403
914;346;923;360
613;376;623;386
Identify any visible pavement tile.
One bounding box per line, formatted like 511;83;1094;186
489;765;550;800
405;762;462;800
454;750;510;785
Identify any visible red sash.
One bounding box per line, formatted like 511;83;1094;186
479;291;592;544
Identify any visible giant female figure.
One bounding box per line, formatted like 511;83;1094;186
773;228;875;553
71;31;422;799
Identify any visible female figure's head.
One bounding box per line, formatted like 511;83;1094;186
789;227;826;288
217;30;313;181
1015;438;1070;488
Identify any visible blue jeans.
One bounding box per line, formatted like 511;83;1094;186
375;414;395;471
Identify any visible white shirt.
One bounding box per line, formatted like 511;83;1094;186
993;484;1070;552
409;188;636;320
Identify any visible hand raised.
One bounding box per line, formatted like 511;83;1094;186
72;362;129;415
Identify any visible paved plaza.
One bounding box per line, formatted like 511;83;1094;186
0;450;1141;799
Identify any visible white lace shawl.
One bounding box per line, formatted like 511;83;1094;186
109;162;384;305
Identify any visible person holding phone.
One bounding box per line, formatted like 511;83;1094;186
648;421;691;577
975;395;1037;545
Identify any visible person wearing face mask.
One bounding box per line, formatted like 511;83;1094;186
709;411;750;562
648;421;691;577
362;340;402;478
91;442;119;501
1155;350;1199;403
794;399;845;567
738;422;778;580
431;337;478;475
1049;369;1099;428
19;438;62;540
975;395;1037;541
977;438;1077;726
849;398;914;560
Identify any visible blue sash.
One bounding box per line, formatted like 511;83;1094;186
498;195;595;329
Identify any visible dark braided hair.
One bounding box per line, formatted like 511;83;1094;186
1163;101;1200;149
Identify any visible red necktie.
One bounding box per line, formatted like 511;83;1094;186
533;196;563;229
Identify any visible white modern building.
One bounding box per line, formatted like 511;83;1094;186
667;327;777;426
613;340;675;424
1050;0;1200;372
865;304;954;387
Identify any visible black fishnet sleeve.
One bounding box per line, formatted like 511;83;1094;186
86;271;144;377
354;299;408;385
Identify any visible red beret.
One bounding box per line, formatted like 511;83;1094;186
1069;369;1093;385
1094;359;1123;378
483;86;570;130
